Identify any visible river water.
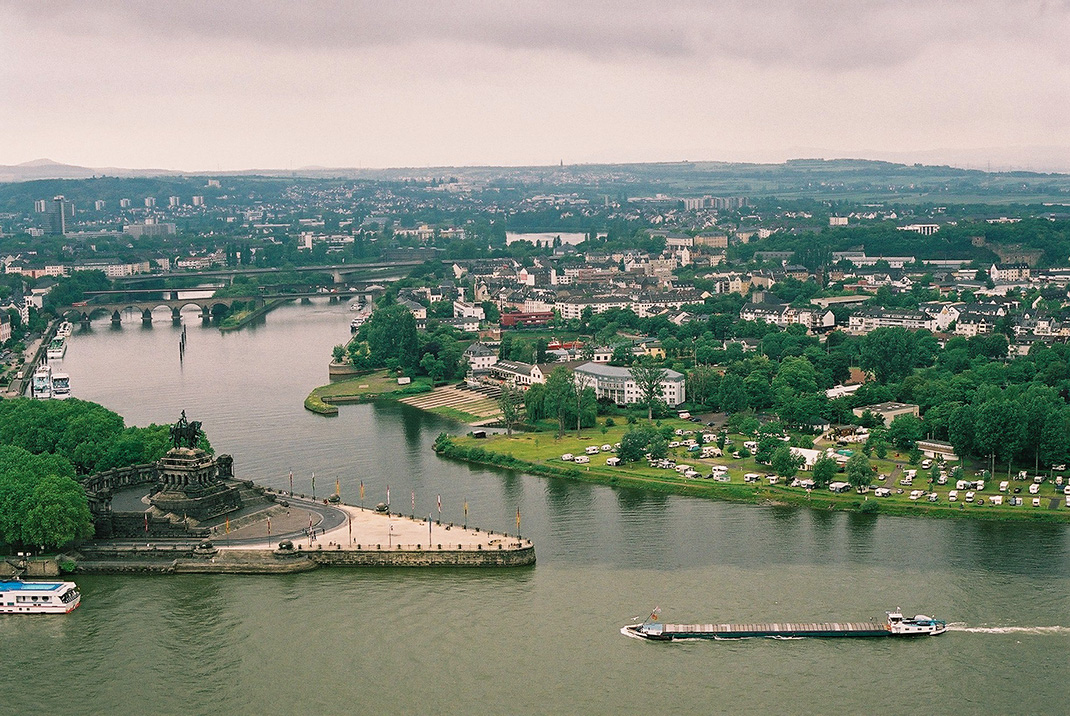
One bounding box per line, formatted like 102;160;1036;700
4;302;1069;715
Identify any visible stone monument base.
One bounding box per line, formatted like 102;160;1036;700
150;482;242;522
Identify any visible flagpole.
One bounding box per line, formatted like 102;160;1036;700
267;516;271;550
289;470;293;497
348;515;352;545
428;513;432;547
360;480;364;511
464;498;468;529
312;472;316;501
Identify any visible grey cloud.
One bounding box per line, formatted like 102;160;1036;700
5;0;1070;70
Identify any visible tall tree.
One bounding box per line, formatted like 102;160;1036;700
543;367;577;437
497;383;523;436
846;452;873;490
629;360;668;420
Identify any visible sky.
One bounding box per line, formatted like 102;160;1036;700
2;0;1070;172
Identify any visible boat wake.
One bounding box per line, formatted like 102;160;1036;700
946;622;1070;635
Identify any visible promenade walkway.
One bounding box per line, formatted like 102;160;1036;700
217;496;525;552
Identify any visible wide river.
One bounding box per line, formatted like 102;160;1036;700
4;301;1070;715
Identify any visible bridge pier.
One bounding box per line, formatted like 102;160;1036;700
200;306;212;322
111;310;122;326
80;312;91;327
332;270;344;284
141;309;153;325
172;307;182;325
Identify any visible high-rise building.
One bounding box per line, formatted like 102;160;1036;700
47;195;74;235
191;195;205;206
120;198;132;208
94;200;106;211
144;197;156;208
168;196;181;207
34;199;48;213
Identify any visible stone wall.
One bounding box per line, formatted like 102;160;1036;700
306;544;535;567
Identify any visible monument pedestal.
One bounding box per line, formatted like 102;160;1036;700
150;447;242;521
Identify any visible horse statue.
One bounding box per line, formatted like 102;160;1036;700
169;411;203;449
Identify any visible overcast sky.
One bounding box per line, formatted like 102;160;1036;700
2;1;1069;171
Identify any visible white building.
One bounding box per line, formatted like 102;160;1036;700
463;342;499;371
452;301;485;321
572;362;686;407
898;224;939;236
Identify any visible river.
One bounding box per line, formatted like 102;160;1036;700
4;301;1069;715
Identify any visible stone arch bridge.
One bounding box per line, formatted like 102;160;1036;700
65;297;259;325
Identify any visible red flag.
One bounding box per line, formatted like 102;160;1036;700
437;495;442;515
144;512;149;532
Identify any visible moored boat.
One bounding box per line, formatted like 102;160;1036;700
0;579;81;614
46;338;66;360
56;321;74;338
31;364;52;399
622;607;946;641
51;372;71;399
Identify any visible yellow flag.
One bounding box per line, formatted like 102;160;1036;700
225;517;230;534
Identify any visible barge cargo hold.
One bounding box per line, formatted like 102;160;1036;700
622;608;946;641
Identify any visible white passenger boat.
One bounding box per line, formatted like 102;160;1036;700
51;372;71;399
56;321;74;338
46;338;66;360
0;579;81;614
31;364;52;399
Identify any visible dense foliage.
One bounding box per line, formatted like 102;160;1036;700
0;399;205;549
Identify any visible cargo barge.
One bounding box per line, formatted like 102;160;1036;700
622;608;946;641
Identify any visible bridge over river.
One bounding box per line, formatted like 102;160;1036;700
65;288;369;325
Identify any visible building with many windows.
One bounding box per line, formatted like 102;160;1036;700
572;362;686;407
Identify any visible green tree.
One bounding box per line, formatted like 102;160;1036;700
771;445;804;479
846;452;872;490
629;360;668;421
497;383;523;436
686;365;720;407
887;414;923;451
718;374;747;413
812;455;838;488
364;304;420;371
618;425;656;463
543;367;577;437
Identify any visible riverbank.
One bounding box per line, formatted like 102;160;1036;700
434;425;1070;523
304;370;433;415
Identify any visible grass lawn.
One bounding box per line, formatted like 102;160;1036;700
305;371;433;415
446;418;1070;522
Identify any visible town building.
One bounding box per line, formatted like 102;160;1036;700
851;402;920;424
572;362;686;407
463;343;499;371
990;262;1031;283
